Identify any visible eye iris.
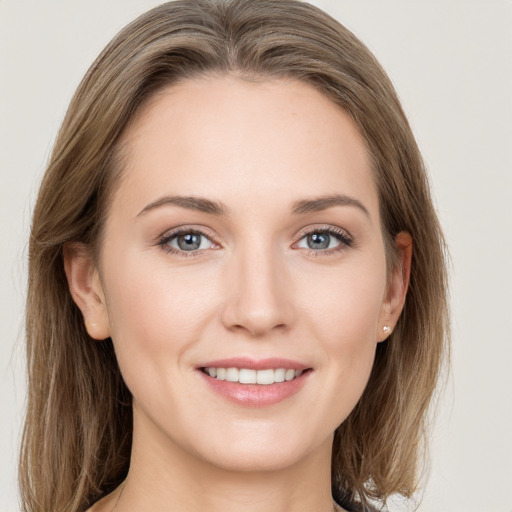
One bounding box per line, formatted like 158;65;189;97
308;232;330;249
177;233;201;251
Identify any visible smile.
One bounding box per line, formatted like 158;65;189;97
201;367;305;385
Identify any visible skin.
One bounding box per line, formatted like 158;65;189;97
65;76;411;512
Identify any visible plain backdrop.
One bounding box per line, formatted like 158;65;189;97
1;1;511;511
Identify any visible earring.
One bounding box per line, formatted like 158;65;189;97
383;325;391;335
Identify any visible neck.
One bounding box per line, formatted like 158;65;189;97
113;409;338;512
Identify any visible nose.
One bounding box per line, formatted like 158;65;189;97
220;240;295;337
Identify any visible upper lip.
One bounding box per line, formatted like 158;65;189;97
197;357;311;371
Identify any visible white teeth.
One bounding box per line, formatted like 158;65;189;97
285;369;295;381
203;367;306;385
225;367;239;382
274;368;285;382
239;369;257;384
256;369;274;385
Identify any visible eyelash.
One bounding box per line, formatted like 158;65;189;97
293;226;354;258
157;225;354;258
158;227;217;258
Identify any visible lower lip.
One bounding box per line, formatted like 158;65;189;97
197;369;312;407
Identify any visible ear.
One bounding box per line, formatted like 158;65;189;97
378;232;413;342
63;243;111;340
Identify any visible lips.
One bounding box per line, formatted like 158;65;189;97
196;357;310;371
196;357;313;407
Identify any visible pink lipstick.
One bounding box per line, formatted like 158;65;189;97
195;357;312;407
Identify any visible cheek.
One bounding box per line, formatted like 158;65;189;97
297;258;387;399
313;279;384;424
100;251;219;384
300;259;387;344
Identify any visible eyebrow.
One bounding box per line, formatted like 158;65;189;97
137;195;228;217
137;193;370;218
291;194;370;217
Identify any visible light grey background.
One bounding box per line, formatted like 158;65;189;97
1;1;511;511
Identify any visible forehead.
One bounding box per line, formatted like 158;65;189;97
115;75;379;220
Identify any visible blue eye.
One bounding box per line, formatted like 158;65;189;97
296;228;353;253
158;226;353;258
159;229;215;256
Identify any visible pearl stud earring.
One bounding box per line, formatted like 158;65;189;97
383;325;391;335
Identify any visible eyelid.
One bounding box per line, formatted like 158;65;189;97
292;224;354;255
159;224;218;242
157;223;354;258
157;225;220;257
294;223;352;241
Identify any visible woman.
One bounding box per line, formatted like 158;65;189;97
19;1;449;511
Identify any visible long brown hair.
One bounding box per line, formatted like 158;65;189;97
20;1;449;511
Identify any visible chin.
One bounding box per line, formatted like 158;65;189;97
188;425;332;474
200;446;309;473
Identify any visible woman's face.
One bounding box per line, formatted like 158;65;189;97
73;76;405;472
